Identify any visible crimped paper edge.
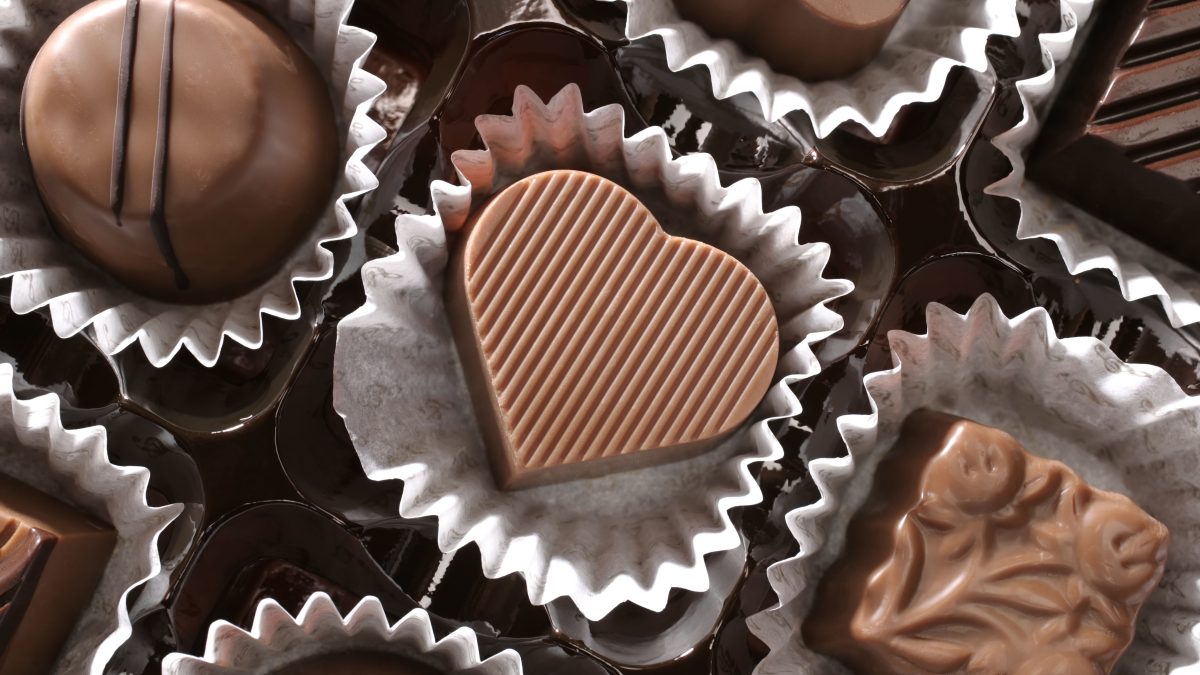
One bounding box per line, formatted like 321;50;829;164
161;593;523;674
746;294;1200;674
599;0;1020;138
984;0;1200;328
0;0;387;367
0;362;182;674
334;84;853;621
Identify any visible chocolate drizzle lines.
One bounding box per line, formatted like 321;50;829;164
149;0;189;290
108;0;189;291
109;0;140;226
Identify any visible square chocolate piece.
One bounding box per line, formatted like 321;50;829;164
804;410;1169;675
1029;0;1200;268
0;473;116;675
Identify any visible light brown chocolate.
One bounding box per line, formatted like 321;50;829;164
447;170;779;490
804;410;1169;675
672;0;909;81
0;473;116;675
273;652;442;675
22;0;338;304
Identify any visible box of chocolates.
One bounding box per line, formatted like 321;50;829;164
0;0;1196;673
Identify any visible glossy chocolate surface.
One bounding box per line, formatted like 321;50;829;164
1030;0;1200;268
672;0;909;81
0;474;116;675
804;410;1169;674
448;170;778;489
274;652;443;675
22;0;338;303
4;0;1198;673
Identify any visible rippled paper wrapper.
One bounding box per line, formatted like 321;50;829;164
333;84;852;621
600;0;1019;137
162;593;522;675
987;0;1200;328
0;363;182;674
747;295;1200;674
0;0;385;367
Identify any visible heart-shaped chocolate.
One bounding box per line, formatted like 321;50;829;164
447;170;779;490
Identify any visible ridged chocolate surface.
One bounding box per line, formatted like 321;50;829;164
1029;0;1200;266
450;170;779;489
1089;0;1200;189
0;518;54;658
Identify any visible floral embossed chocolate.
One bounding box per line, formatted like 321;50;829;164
803;409;1169;674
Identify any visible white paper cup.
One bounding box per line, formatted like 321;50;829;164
0;363;182;674
599;0;1020;138
333;83;852;621
747;294;1200;674
985;0;1200;329
0;0;386;367
161;593;522;675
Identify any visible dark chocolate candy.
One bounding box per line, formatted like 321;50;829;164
804;410;1169;675
21;0;339;304
0;474;116;675
671;0;909;81
447;170;779;490
1029;0;1200;267
274;652;443;675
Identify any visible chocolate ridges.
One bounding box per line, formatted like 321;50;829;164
0;519;54;654
109;0;140;225
804;410;1170;675
448;170;779;489
1089;0;1200;185
1029;0;1200;266
0;474;117;675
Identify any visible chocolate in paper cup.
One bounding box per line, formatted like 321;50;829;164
162;593;522;674
747;294;1200;674
0;0;386;367
986;0;1200;329
0;363;182;673
600;0;1019;138
333;84;852;621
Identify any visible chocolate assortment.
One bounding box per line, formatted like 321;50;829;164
2;0;1198;673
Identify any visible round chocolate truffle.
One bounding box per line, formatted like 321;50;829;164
21;0;339;304
273;652;443;675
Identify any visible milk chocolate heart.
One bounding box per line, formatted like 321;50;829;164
447;170;779;490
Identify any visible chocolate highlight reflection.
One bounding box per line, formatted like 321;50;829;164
671;0;909;81
21;0;339;304
1030;0;1200;268
804;410;1169;675
0;474;116;675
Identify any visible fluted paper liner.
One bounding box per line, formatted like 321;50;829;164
601;0;1019;138
162;593;522;675
747;295;1200;674
0;363;182;674
986;0;1200;328
333;84;852;621
0;0;386;367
